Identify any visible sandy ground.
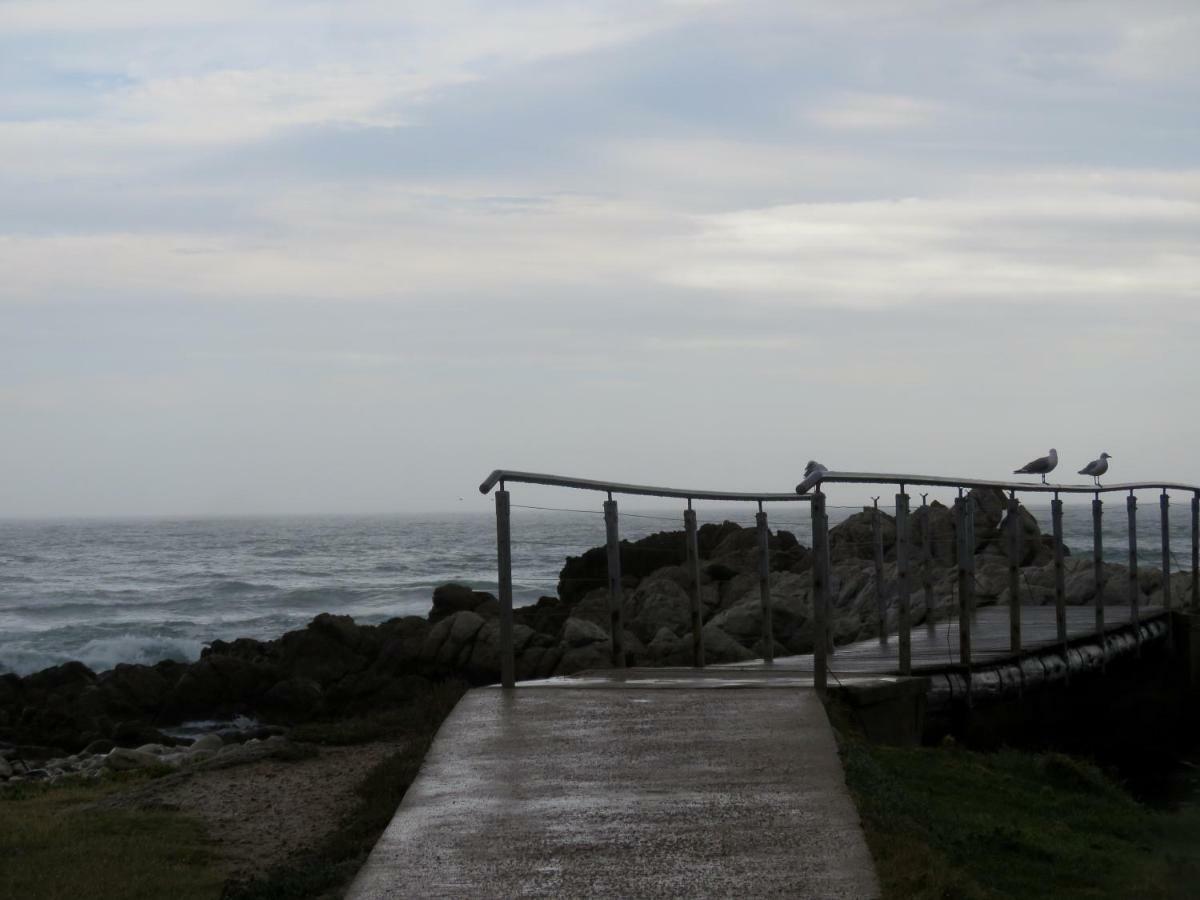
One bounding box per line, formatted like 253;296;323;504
107;739;404;882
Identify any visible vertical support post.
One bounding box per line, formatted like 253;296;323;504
922;494;935;630
896;492;911;675
956;495;973;670
756;506;774;664
684;507;704;668
1127;493;1140;657
1161;492;1172;610
1052;496;1067;646
1093;495;1106;668
495;489;515;689
1192;493;1199;614
811;490;829;695
603;498;626;668
873;498;886;644
1007;493;1022;655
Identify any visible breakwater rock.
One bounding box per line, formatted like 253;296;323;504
1;487;1186;768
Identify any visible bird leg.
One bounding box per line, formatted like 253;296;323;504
1041;473;1047;485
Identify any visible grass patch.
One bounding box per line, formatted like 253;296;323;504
842;737;1200;899
0;773;223;900
223;678;467;900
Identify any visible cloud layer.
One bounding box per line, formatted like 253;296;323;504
2;1;1198;514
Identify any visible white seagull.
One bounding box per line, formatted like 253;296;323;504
1013;448;1058;484
1078;452;1112;487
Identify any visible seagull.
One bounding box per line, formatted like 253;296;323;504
804;460;828;478
795;460;829;494
1013;448;1058;484
1078;453;1112;487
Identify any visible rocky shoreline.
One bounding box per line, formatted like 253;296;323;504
1;487;1188;786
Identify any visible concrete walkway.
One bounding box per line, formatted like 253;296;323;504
346;675;879;899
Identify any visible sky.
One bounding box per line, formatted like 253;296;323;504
1;0;1198;517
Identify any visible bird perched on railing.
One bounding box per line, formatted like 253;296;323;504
1013;448;1058;484
804;460;828;479
1078;452;1112;487
795;460;829;494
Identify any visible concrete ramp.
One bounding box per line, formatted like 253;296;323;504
347;678;879;899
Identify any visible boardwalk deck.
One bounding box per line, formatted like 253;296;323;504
346;680;880;899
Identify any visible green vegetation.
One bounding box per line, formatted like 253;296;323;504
842;737;1200;900
223;678;467;900
0;772;223;900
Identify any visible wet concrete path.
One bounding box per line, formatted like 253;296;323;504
346;676;879;899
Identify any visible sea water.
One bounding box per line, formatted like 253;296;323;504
1;504;1194;676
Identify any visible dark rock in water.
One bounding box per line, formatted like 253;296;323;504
430;584;499;623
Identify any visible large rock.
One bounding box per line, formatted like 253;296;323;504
701;622;755;663
430;584;499;623
104;747;163;772
623;577;693;644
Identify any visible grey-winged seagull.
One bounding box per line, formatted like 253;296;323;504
795;460;829;494
1013;448;1058;484
1078;452;1111;487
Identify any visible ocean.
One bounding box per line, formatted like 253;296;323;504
1;503;1194;677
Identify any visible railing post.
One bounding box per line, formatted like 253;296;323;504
873;498;886;644
756;506;774;664
1052;496;1067;647
1093;494;1106;669
1128;492;1140;657
956;495;973;671
495;488;515;689
811;490;829;695
1161;492;1172;610
896;491;911;675
684;507;704;668
603;497;626;668
1193;493;1199;613
1007;492;1022;655
922;493;935;630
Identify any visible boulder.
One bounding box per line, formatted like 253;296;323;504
701;623;755;664
561;617;609;648
190;733;223;753
259;678;323;719
104;747;162;772
623;577;693;644
429;584;497;623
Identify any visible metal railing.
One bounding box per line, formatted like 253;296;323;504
478;470;812;687
799;470;1200;697
480;467;1200;695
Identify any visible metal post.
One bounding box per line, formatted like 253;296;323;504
873;498;886;644
603;498;625;668
1052;497;1067;646
1128;493;1140;656
922;494;934;630
1193;493;1199;613
684;507;704;668
956;496;973;668
1007;493;1022;654
495;489;515;689
1093;495;1105;668
896;492;911;675
756;507;774;664
811;490;829;695
1161;492;1172;610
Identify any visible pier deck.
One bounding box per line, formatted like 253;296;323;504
346;677;879;899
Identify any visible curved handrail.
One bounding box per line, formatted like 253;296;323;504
796;470;1200;496
479;469;812;503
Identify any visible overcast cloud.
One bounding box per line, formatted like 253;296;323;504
2;0;1198;516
